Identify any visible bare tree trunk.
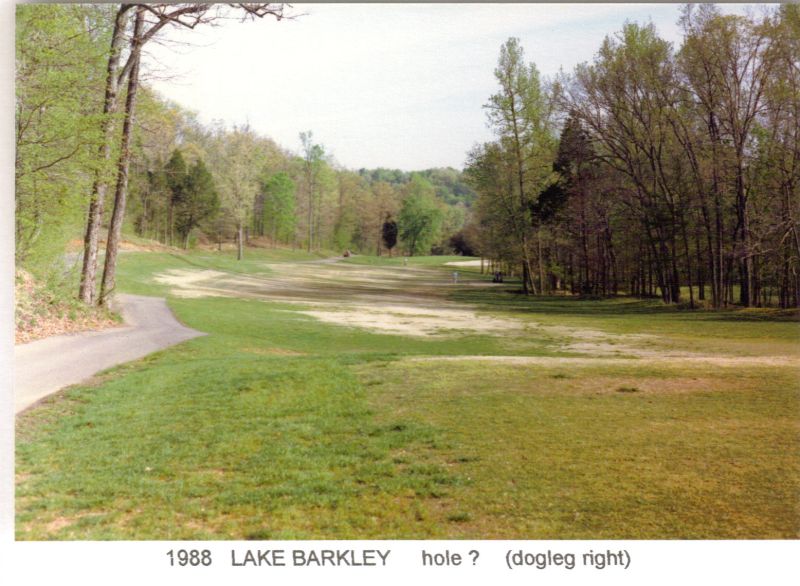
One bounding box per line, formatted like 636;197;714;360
680;207;695;309
520;236;536;295
537;228;545;294
306;175;314;253
167;199;174;246
98;8;144;306
237;221;244;260
735;159;753;307
79;5;132;304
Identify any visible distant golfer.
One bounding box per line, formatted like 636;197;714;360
403;257;408;267
452;271;459;284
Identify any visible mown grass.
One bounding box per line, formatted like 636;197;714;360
15;249;800;539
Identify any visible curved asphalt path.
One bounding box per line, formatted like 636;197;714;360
14;294;205;414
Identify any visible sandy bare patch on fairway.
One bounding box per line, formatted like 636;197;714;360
153;269;232;298
151;263;451;302
445;259;482;267
409;354;800;367
299;305;523;337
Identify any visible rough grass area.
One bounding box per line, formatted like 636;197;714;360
15;250;800;539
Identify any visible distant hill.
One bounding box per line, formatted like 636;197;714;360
358;167;476;207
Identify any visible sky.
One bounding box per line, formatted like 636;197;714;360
137;4;764;171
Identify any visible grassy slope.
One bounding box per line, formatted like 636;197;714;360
15;250;800;539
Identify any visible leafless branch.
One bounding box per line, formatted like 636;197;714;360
116;4;292;86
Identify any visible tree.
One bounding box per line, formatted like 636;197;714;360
99;6;146;305
84;3;289;304
332;170;366;252
566;23;687;304
175;159;219;248
548;113;619;295
449;227;479;257
398;176;443;256
79;3;136;304
163;148;188;245
15;4;111;270
381;216;398;256
482;37;558;293
299;131;327;251
350;180;399;255
214;126;265;260
261;171;296;245
679;5;778;307
759;4;800;307
126;90;202;244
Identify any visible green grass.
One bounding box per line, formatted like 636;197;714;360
355;360;800;538
15;249;800;539
17;354;455;539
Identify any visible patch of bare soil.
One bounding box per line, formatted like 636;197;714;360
15;270;120;344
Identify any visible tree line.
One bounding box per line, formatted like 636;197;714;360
17;3;797;310
465;4;799;308
125;117;471;260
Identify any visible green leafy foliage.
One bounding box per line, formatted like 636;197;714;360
260;172;297;244
359;167;477;208
398;176;444;256
15;4;111;271
177;159;219;247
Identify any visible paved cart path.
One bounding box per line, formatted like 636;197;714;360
14;294;204;414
